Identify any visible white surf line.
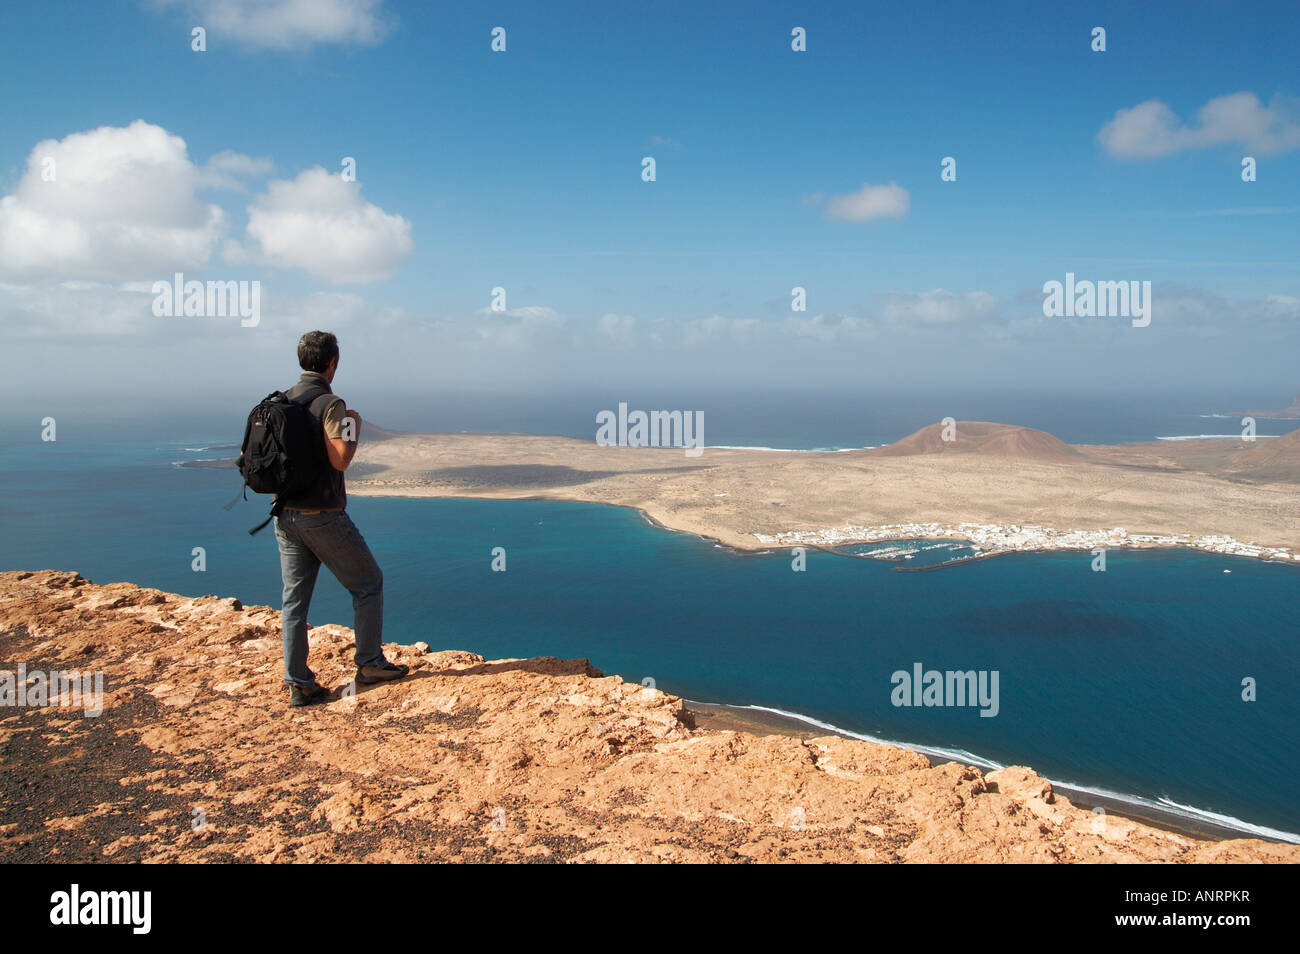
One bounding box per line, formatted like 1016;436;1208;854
754;523;1300;564
1156;434;1279;440
706;445;877;452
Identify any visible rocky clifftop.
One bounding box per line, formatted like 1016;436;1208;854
1;570;1294;863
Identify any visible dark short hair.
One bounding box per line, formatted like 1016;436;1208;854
298;331;339;372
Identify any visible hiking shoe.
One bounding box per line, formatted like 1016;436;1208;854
290;683;331;707
356;660;410;684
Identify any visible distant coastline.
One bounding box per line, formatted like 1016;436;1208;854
401;494;1300;572
178;418;1300;567
345;421;1300;565
1222;394;1300;419
754;522;1299;568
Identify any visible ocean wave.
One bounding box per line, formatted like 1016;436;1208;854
707;445;877;453
1152;796;1300;844
720;703;1004;770
1044;782;1300;845
708;702;1300;843
1156;434;1278;441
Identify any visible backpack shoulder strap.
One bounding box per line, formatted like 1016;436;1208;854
308;391;341;415
245;385;332;536
248;496;285;536
286;383;330;407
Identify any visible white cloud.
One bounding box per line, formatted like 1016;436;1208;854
0;276;406;342
468;305;567;349
880;289;996;325
1098;92;1300;159
234;167;413;282
155;0;392;50
474;305;563;321
1147;286;1300;332
824;181;909;221
197;150;273;190
598;312;638;348
681;314;760;348
205;150;273;175
0;120;227;281
282;290;397;327
785;313;874;342
0;280;151;338
1261;294;1300;319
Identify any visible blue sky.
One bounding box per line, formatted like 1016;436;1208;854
1;0;1298;408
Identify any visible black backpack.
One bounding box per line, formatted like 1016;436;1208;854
237;386;332;535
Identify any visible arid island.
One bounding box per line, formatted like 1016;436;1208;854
346;421;1300;564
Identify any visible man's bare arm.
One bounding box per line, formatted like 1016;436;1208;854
325;410;361;471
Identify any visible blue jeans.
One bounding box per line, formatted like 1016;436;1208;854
275;508;385;688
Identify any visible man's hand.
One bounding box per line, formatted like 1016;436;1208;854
345;409;362;439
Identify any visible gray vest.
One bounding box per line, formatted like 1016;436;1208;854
279;373;347;511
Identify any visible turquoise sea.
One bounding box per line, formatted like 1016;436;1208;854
1;426;1297;841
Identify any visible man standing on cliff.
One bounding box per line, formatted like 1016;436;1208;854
275;331;408;707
